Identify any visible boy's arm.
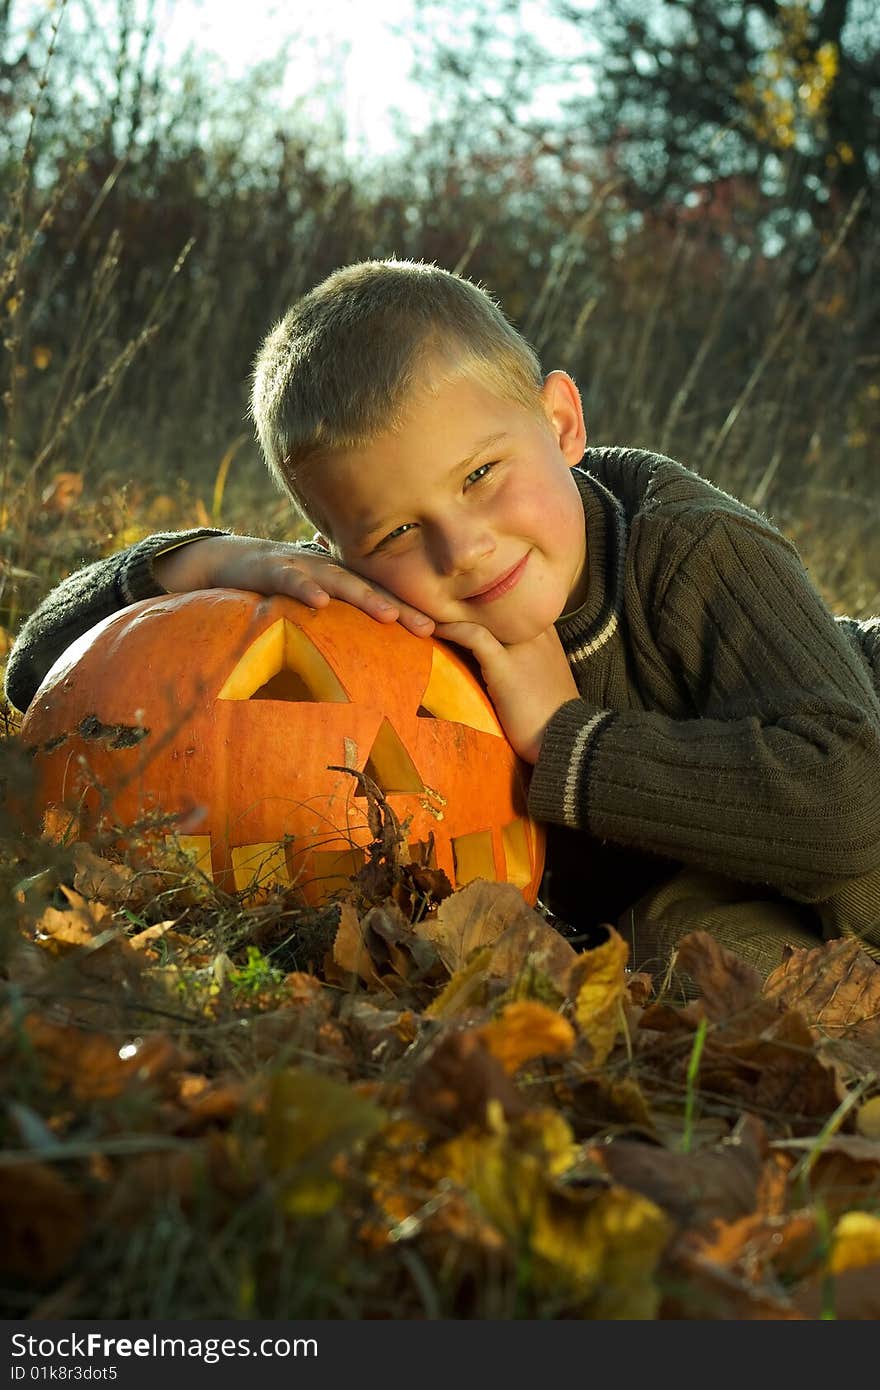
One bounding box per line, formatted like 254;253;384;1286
5;528;438;713
4;529;225;713
529;512;880;903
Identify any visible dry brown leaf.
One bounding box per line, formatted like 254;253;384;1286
772;1133;880;1215
478;1000;575;1074
406;1028;529;1132
485;913;578;994
424;945;495;1020
569;927;629;1065
662;1244;806;1319
764;938;880;1077
765;937;880;1036
674;931;780;1037
331;901;382;986
560;1073;655;1138
586;1113;768;1230
0;1161;87;1282
31;887;113;949
727;1009;846;1120
22;1018;186;1102
416;879;548;975
41;471;83;515
685;1209;819;1285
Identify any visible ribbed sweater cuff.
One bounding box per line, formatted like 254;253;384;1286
117;529;228;605
527;698;614;828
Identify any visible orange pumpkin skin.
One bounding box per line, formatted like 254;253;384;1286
20;590;545;904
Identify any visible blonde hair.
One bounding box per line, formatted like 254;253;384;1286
249;259;544;522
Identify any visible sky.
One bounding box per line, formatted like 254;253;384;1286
151;0;432;157
8;0;590;161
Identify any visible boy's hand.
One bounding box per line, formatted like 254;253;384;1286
432;621;579;764
153;534;435;636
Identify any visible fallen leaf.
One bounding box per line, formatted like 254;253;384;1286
684;1208;819;1286
829;1210;880;1274
20;1018;187;1102
424;945;495;1020
265;1067;384;1215
674;931;779;1036
31;886;113;949
559;1073;655;1139
331;901;382;987
406;1028;529;1132
444;1113;670;1314
363;1117;503;1252
662;1243;806;1319
794;1261;880;1320
764;937;880;1037
569;927;629;1065
478;1000;575;1074
486;914;578;995
586;1114;768;1230
41;471;83;515
772;1133;880;1214
0;1161;87;1282
856;1095;880;1139
764;937;880;1075
416;879;549;975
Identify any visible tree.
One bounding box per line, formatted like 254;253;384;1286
557;0;880;248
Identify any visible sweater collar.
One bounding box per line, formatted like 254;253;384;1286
556;463;628;663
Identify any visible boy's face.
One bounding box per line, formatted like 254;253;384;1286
302;367;589;644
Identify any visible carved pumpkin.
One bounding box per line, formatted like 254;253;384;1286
21;590;545;904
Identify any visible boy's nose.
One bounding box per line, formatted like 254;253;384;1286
433;523;495;577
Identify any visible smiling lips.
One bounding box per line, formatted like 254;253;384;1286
464;553;530;604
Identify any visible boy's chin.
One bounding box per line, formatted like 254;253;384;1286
479;610;561;644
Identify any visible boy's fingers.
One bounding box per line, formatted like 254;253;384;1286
290;560;435;631
432;621;499;657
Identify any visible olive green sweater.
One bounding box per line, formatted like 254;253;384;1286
7;448;880;948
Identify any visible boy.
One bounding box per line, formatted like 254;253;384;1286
7;259;880;980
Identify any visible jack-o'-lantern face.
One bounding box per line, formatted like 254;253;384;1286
21;590;545;904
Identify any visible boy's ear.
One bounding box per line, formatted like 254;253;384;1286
539;370;587;466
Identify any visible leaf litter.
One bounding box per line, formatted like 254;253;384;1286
4;803;880;1319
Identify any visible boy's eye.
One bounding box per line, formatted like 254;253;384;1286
466;462;496;486
376;522;415;549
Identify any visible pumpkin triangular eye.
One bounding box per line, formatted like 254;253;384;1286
217;619;350;702
357;717;424;796
418;644;502;735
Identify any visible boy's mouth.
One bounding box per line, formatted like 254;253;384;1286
464;553;530;604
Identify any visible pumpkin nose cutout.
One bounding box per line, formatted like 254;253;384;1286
217;618;349;702
358;718;423;796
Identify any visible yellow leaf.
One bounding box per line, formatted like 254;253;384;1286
830;1211;880;1275
478;1000;575;1074
424;944;494;1019
32;345;52;370
856;1096;880;1140
265;1068;384;1216
569;927;630;1065
444;1111;668;1311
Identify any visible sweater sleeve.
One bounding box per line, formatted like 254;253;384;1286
529;512;880;901
3;528;226;712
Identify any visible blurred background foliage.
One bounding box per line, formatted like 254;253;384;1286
0;0;878;630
